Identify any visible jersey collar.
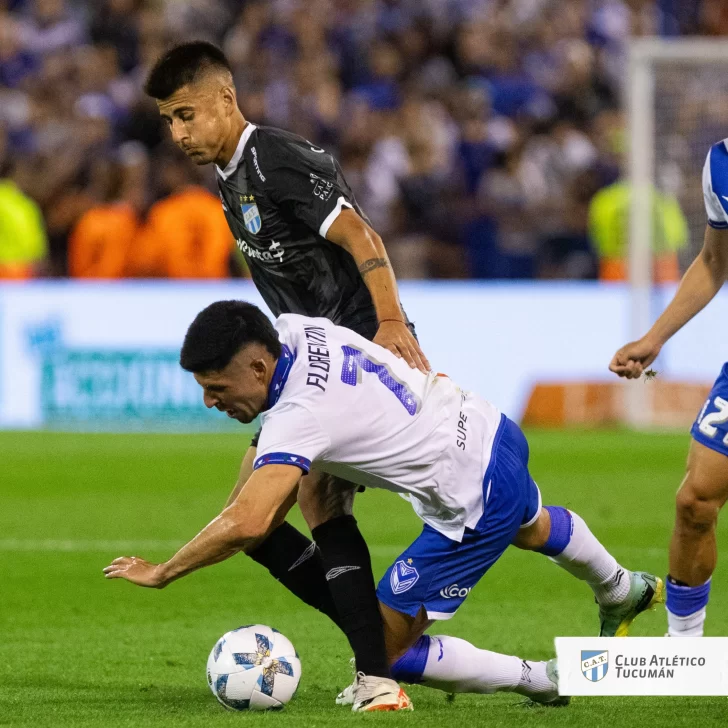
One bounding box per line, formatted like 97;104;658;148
216;122;257;180
265;344;295;411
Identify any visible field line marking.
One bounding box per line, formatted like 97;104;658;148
0;540;669;559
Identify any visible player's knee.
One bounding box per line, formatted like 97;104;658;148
297;488;328;530
512;508;550;550
675;481;720;534
298;474;355;530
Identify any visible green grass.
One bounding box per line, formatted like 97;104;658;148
1;430;727;727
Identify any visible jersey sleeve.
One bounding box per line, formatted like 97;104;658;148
260;139;355;238
254;403;329;474
702;142;728;229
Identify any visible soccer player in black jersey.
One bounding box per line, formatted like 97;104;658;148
143;41;429;710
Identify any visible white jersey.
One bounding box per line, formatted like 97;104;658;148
254;314;503;541
702;140;728;229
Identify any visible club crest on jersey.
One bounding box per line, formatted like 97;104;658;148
240;195;261;234
390;559;419;595
581;650;608;682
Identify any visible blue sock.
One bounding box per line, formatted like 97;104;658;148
666;577;711;616
536;506;573;557
391;635;430;684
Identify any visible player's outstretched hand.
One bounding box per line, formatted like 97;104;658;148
609;336;662;379
375;320;431;373
103;556;168;588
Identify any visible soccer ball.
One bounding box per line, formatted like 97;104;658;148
206;624;301;711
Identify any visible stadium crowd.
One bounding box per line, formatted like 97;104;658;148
0;0;723;280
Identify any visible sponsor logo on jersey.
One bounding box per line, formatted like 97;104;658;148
439;584;472;599
235;237;284;264
390;559;419;595
581;650;609;682
268;240;284;261
455;394;468;450
310;173;334;202
251;146;266;182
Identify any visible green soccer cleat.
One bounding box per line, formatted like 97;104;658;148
599;571;665;637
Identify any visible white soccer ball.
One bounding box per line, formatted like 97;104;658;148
206;624;301;711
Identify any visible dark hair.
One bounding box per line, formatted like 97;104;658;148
144;41;232;100
180;301;282;373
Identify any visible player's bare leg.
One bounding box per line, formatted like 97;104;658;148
667;440;728;636
299;473;409;711
513;507;664;636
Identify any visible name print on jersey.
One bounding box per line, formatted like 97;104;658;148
304;325;330;392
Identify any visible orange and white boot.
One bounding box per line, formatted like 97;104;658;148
350;672;413;712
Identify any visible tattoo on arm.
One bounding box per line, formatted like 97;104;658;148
358;258;389;276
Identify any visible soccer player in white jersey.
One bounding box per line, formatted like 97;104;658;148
610;139;728;637
106;302;662;709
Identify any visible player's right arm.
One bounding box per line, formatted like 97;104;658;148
225;446;299;529
610;143;728;379
225;446;257;508
104;464;302;588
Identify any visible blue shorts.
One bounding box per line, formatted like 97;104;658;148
377;415;542;620
691;362;728;457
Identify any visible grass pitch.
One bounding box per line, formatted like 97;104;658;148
2;429;727;727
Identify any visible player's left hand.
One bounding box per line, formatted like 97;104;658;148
103;556;168;588
374;321;431;373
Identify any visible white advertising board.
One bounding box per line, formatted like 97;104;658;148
0;282;725;431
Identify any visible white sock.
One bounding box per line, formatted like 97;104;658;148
549;511;630;606
420;635;553;698
667;608;706;637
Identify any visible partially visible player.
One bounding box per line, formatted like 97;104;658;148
610;139;728;637
106;301;663;706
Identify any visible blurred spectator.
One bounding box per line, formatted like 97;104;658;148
588;179;689;283
475;140;546;278
452;80;513;196
537;170;600;280
0;157;48;279
17;0;85;57
0;0;722;281
0;13;37;88
89;0;140;74
130;150;234;279
68;142;147;278
701;0;728;35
